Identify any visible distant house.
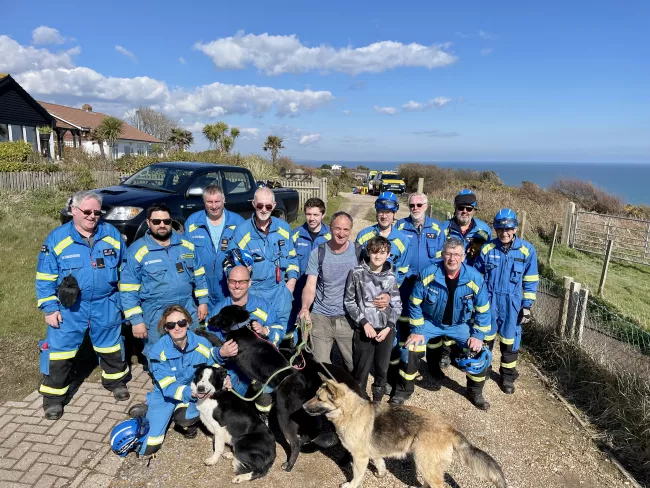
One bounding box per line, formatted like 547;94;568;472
331;164;343;171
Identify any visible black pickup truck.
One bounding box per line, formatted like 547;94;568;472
60;161;300;245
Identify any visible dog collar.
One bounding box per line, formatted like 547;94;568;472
230;319;250;331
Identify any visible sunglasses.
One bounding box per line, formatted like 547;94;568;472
77;208;103;217
228;279;250;286
456;206;475;212
150;218;172;225
409;203;425;209
164;319;188;330
255;203;273;211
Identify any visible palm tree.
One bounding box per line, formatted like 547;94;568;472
229;127;240;152
168;128;194;152
90;129;106;159
221;136;234;153
263;135;284;163
202;124;218;149
96;116;124;160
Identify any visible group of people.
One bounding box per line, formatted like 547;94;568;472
36;183;538;459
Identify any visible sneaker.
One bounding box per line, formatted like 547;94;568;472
43;404;63;420
128;403;148;418
113;385;130;401
467;393;491;411
439;354;451;370
500;380;516;395
388;395;408;405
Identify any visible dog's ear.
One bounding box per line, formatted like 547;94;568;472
213;366;228;388
319;373;347;399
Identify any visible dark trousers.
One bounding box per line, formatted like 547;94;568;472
485;339;520;383
352;327;396;398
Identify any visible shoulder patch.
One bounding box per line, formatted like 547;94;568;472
41;245;49;253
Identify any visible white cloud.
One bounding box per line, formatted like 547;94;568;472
478;30;494;40
32;26;69;45
0;35;79;73
480;48;494;56
239;128;260;139
115;45;137;62
374;106;397;115
402;96;452;111
299;133;321;145
194;32;457;75
342;110;351;115
179;57;187;64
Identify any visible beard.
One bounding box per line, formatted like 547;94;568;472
456;214;472;226
151;227;172;241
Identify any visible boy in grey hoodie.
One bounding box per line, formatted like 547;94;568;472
344;236;402;402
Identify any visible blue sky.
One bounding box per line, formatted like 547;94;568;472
1;0;648;163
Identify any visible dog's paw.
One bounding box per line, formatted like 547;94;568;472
223;451;234;460
340;483;352;488
232;473;253;484
204;455;220;466
374;469;387;478
281;461;294;472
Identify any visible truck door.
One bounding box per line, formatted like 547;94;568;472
181;171;224;221
223;169;255;219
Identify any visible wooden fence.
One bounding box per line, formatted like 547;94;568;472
0;171;120;191
278;177;328;209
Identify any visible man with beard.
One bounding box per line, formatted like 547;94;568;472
121;204;210;359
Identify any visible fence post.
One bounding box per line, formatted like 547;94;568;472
567;281;581;340
576;287;589;345
549;223;559;266
417;178;424;194
561;201;575;246
519;210;527;239
598;239;614;297
320;177;328;207
558;276;574;338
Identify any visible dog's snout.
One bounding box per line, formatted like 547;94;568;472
197;385;206;393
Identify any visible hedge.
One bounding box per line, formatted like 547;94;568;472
0;141;33;164
0;162;61;173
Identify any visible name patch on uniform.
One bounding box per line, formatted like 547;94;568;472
96;257;105;269
426;233;436;239
514;258;525;263
175;262;185;273
278;239;285;247
41;245;49;253
103;249;116;257
180;253;194;259
144;259;162;266
193;235;205;239
61;254;80;260
463;293;473;300
221;239;228;251
296;242;308;246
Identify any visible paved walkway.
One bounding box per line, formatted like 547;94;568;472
0;365;148;488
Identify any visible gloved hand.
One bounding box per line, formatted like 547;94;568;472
519;308;531;325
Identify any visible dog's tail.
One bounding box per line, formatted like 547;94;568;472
451;430;508;488
193;328;224;348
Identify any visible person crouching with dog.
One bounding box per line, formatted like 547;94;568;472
119;305;229;458
391;237;494;410
344;236;402;403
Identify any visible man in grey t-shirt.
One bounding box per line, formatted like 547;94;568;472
299;212;390;371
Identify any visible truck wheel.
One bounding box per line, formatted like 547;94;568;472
273;210;287;221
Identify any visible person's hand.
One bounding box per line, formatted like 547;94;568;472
298;307;311;323
363;323;377;339
251;321;269;337
220;339;238;358
404;333;424;348
519;308;531;325
468;337;483;353
223;375;233;390
373;293;390;310
45;311;62;328
132;323;147;339
375;327;391;343
197;304;208;322
286;278;296;294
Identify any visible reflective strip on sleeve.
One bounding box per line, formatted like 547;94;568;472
277;227;290;240
288;249;297;257
484;333;497;342
160;351;167;362
181;240;195;251
37;296;58;307
436;251;442;258
238;233;251;248
398;266;409;273
174;385;186;400
287;264;299;273
134;246;149;263
399;370;418;381
147;435;165;446
196;344;211;359
53;236;73;255
50;350;77;360
36;272;58;281
443;339;456;346
422;274;435;287
481;243;496;255
270;325;283;329
252;308;268;322
93;344;121;354
466;281;479;294
124;306;143;318
255;402;273;413
194;267;205;276
523;274;539;282
292;231;300;242
103;236;121;250
475;303;490;313
501;360;517;369
389;359;400;365
174;402;190;410
189;224;198;232
474;323;491;332
409;317;424;326
102;367;130;380
523;292;537;300
407;344;426;353
195;289;209;298
357;231;375;245
393;238;405;253
430;223;440;233
119;283;141;292
158;376;176;388
426;341;442;349
410;296;423;305
39;384;69;396
323;233;332;240
398;316;410;322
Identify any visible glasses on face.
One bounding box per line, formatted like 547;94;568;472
150;218;172;225
255;203;273;211
164;319;188;330
228;279;250;287
77;208;103;217
409;203;425;209
456;206;474;212
443;252;464;260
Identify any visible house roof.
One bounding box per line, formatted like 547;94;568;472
39;101;161;143
0;74;55;126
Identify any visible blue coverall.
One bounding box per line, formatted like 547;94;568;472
474;236;539;382
355;224;411;285
183;209;244;317
138;330;216;455
120;231;210;359
394;262;491;399
286;223;331;345
227;217;299;332
209;294;281;413
439;217;492;266
36;221;131;407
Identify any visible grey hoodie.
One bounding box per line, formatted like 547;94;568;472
344;260;402;330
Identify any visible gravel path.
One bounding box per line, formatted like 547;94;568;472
112;193;629;488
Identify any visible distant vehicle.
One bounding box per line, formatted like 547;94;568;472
60;162;299;245
371;171;406;196
366;170;379;194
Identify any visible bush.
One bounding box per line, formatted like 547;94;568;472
551;178;624;215
0;161;61;173
0;141;34;163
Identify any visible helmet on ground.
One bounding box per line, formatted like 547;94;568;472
110;416;149;457
223;248;255;276
375;191;399;212
493;208;518;229
455;346;493;376
454;189;478;208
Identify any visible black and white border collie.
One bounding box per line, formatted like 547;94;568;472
191;365;276;483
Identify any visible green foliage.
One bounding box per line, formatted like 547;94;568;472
37;125;52;135
96;116;125;160
0;140;34;163
168;128;194;152
0;161;60;173
320;163;332;169
263;135;284;163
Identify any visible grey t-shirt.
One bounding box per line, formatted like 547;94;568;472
306;241;358;316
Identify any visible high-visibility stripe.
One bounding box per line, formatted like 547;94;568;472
196;344;211;359
134;246;149;263
228;226;236;230
147;435;165;446
481;243;496;255
277;227;290;239
159;376;176;388
466;374;486;382
287;264;299;273
174;385;186;400
422;274;435;287
430;223;440;232
475;303;490;313
523;274;539;282
238;233;251;248
175;402;190;410
270;325;283;329
389;359;400;365
37;296;58;307
194;267;205;276
50;350;77;360
466;281;479;294
474;324;491;332
292;231;300;242
398;266;409;273
357;231;375;245
399;370;418;380
284;332;294;339
160;351;167;362
195;289;209;298
102;367;129;380
498;334;515;345
119;283;141;292
288;249;297;257
501;360;517;369
407;344;426;352
40;384;69;395
443;339;456;346
436;251;442;258
520;245;530;257
94;344;121;354
189;224;198;232
252;308;268;322
484;333;497;342
181;240;195;251
398;222;405;230
523;292;537;300
398;316;410;322
124;306;143;318
410;317;424;326
54;236;73;255
393;238;405;253
426;342;442;349
256;402;273;412
103;236;121;250
36;272;58;281
323;233;332;240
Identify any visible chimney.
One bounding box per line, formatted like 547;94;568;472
82;104;93;112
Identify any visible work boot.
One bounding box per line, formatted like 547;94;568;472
439;352;451;370
388;395;408;405
113;385;130;401
43;404;63;420
371;387;385;404
467;392;490;411
500;379;516;395
181;424;198;439
128;403;148;418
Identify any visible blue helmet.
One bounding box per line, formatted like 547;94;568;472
454;189;477;208
223;248;255;276
493;208;518;229
375;191;399;212
110;416;149;457
455;346;493;376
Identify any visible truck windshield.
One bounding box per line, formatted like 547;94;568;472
123;166;193;192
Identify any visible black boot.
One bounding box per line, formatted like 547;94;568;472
371;387;385;403
467;392;490;411
128;403;148;418
43;404;63;420
439;352;451;370
388;395;408;405
181;424;198;439
500;379;516;394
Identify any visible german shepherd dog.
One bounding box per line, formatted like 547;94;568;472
304;374;508;488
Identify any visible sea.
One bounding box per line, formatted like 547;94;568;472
300;161;650;206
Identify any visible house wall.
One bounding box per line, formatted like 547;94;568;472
77;139;152;158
